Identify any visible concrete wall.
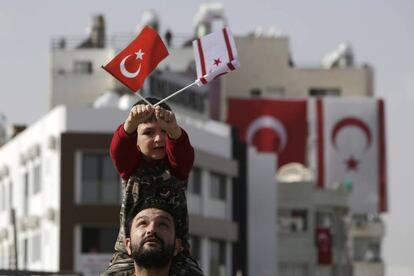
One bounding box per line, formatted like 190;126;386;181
247;147;277;276
50;49;115;109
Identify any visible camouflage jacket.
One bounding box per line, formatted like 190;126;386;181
101;160;203;276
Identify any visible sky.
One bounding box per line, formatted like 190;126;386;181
0;0;413;274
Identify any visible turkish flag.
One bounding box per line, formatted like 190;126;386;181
102;26;168;92
315;227;332;265
227;98;307;168
315;98;387;213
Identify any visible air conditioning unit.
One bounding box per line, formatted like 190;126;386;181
26;216;40;229
45;208;57;223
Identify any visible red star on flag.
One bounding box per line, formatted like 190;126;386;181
345;156;359;171
213;58;222;66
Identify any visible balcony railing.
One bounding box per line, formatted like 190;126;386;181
50;32;193;50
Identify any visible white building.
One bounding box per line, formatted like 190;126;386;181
0;105;250;275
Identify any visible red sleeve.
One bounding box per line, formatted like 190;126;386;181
109;124;141;181
166;128;194;180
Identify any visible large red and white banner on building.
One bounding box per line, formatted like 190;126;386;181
227;98;307;168
193;27;240;86
315;98;387;213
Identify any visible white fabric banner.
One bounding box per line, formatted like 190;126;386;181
192;27;240;86
316;98;387;213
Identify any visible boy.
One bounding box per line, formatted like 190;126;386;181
102;97;203;276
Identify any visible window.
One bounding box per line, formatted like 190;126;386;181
9;181;12;209
23;239;28;269
250;88;261;97
23;172;29;216
74;60;93;74
31;234;41;262
81;152;120;204
210;172;226;200
189;235;201;263
278;209;307;233
188;167;202;195
309;88;341;97
33;164;41;194
353;237;381;262
0;244;3;268
210;239;226;276
0;182;5;211
81;227;119;254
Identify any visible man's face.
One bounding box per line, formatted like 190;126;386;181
126;208;181;269
137;120;166;160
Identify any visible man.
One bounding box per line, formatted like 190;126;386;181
125;206;181;276
102;168;204;276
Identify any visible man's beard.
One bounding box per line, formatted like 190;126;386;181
131;233;175;269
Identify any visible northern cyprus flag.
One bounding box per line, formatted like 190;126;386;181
315;98;387;213
193;27;240;86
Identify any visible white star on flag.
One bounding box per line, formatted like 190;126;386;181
135;49;144;60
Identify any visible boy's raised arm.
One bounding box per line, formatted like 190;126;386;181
110;124;141;181
166;129;195;180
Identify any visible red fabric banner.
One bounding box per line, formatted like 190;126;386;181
103;26;168;92
227;98;307;168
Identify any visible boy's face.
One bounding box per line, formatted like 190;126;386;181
137;120;166;160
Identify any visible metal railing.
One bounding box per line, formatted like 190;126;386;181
50;32;193;50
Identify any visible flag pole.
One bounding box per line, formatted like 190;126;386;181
154;81;197;107
135;91;155;107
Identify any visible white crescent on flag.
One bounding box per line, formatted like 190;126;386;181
192;27;240;86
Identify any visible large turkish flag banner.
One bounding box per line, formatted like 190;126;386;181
103;26;168;92
227;98;307;168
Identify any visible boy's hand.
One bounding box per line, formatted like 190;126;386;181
155;106;182;140
123;104;154;134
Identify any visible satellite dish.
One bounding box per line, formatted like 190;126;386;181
322;42;354;69
138;10;159;32
193;3;226;37
93;90;120;108
276;162;313;183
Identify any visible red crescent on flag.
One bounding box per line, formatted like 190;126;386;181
331;117;372;151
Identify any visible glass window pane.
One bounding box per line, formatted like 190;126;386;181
82;180;99;202
1;182;5;211
99;228;119;253
33;164;41;194
82;154;99;181
82;228;99;253
188;167;201;195
82;227;118;254
31;234;41;262
81;154;100;203
210;172;226;200
210;239;226;276
101;156;120;203
190;235;201;263
23;172;29;216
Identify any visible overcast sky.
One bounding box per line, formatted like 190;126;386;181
1;1;413;274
